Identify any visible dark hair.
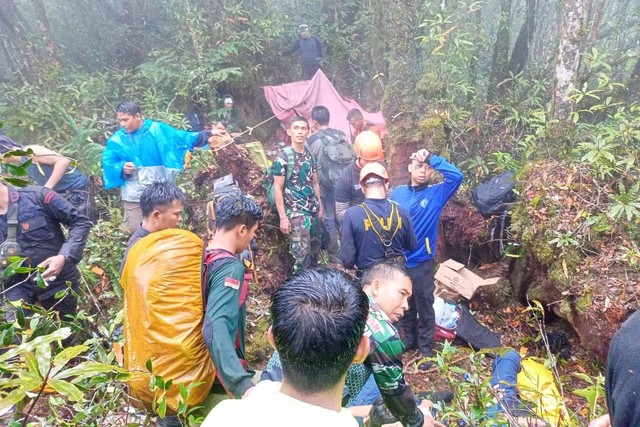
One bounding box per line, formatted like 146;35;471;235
346;108;363;121
270;268;369;393
116;100;141;116
361;260;409;287
215;195;263;231
140;182;186;218
288;115;309;128
311;106;330;126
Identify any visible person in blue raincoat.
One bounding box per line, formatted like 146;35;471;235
102;100;223;233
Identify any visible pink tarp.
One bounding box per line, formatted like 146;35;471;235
263;70;386;141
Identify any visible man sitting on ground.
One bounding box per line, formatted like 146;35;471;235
202;268;370;426
119;182;185;274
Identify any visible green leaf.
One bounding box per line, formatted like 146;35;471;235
0;388;26;416
52;345;88;373
157;396;167;418
22;350;43;380
146;357;153;373
1;162;28;176
49;378;85;402
55;361;129;381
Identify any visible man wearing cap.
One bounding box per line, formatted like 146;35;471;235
339;163;415;277
219;95;246;137
282;24;324;80
390;146;463;368
334;130;385;223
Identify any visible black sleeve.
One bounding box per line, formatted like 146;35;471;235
281;39;299;56
606;310;640;427
339;210;357;269
335;175;351;204
42;189;92;262
194;129;213;148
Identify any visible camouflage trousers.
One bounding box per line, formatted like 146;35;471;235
289;214;322;273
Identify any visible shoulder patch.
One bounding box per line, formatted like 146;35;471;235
224;277;241;290
44;191;55;204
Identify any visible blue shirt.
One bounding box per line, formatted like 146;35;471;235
390;155;463;268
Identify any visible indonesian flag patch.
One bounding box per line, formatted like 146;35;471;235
224;277;240;290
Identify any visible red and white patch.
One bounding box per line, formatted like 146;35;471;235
224;277;240;290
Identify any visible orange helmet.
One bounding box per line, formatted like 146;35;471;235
359;162;389;184
354;131;383;161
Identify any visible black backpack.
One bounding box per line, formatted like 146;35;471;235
471;171;517;218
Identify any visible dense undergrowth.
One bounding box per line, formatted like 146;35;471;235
1;1;638;424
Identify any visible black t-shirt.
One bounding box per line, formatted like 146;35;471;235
606;310;640;427
335;162;364;208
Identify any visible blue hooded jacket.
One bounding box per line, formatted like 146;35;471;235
102;119;204;202
390;155;463;268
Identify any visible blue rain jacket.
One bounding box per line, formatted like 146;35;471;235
102;119;201;202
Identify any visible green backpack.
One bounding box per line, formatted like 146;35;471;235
263;146;295;208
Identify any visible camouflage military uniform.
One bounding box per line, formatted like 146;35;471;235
273;148;320;272
365;295;424;427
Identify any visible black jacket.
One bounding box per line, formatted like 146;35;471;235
339;198;416;271
606;310;640;427
0;186;92;299
282;35;324;66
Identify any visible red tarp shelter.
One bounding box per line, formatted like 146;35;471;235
263;70;386;142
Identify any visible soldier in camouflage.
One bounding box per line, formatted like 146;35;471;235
272;116;323;273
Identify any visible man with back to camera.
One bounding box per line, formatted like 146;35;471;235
306;105;355;261
202;267;369;427
390;146;463;369
334;130;384;223
101;100;225;233
339;162;415;277
282;24;324;80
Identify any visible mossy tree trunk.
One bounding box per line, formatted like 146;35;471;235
487;0;512;103
378;0;423;184
552;0;587;123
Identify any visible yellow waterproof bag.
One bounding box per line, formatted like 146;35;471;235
517;358;571;427
121;229;215;412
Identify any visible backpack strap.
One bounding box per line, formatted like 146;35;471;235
6;187;19;241
358;201;403;257
282;146;295;182
201;248;236;307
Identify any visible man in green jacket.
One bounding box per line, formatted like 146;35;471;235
202;195;263;398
